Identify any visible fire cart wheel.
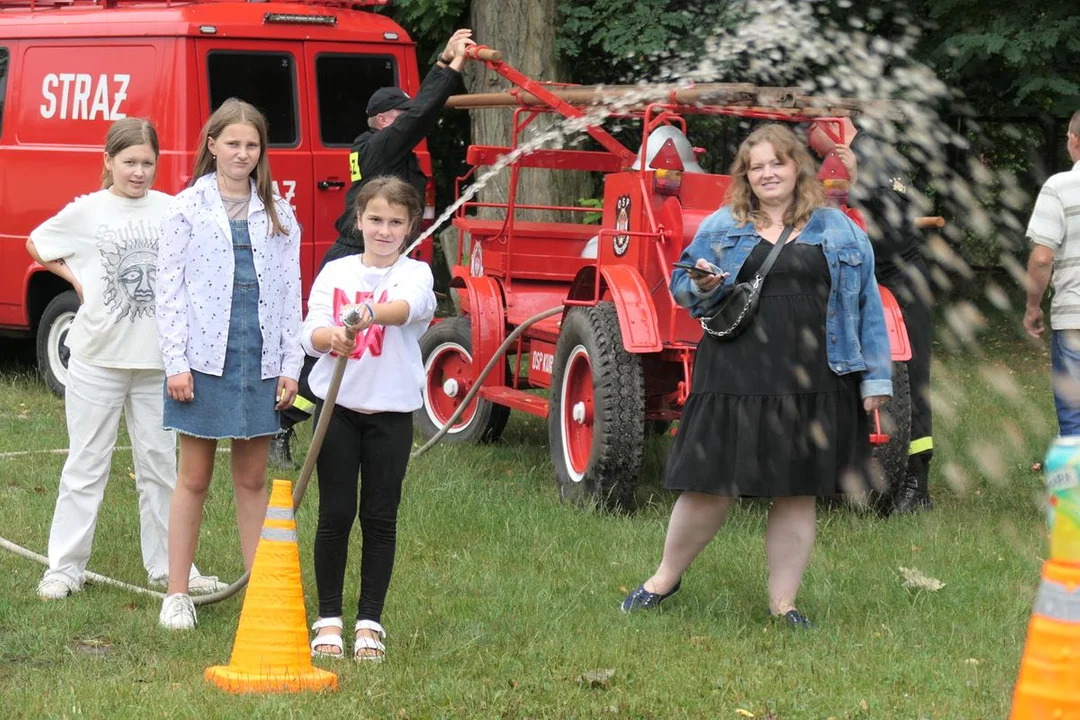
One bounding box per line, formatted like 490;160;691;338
416;317;510;444
868;361;912;515
548;302;645;511
36;290;80;398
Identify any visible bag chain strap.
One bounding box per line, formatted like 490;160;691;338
698;275;762;338
696;224;795;339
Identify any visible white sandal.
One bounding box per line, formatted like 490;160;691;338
310;617;345;658
353;619;386;662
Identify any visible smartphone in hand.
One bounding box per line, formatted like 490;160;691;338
673;261;720;276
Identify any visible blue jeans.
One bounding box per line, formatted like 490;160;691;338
1051;330;1080;436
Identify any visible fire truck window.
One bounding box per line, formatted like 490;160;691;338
315;54;396;146
0;48;8;137
207;52;298;147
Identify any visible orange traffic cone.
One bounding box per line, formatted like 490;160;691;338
1010;437;1080;718
205;479;337;693
1008;561;1080;718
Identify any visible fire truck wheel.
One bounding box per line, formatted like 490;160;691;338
868;361;911;515
549;302;645;511
416;317;510;444
36;290;80;398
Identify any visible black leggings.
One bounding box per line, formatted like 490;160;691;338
313;403;413;623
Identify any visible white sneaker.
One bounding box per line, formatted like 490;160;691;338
148;575;229;595
188;575;229;595
159;593;197;630
37;576;78;601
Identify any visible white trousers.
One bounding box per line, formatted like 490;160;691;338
44;356;197;586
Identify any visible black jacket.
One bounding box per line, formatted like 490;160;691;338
849;132;932;285
332;64;462;246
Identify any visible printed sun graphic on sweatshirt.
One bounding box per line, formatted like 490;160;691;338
97;220;160;323
333;287;388;359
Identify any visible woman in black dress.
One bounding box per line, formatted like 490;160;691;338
621;124;893;626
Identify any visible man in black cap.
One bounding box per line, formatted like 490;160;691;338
321;27;474;267
269;28;474;467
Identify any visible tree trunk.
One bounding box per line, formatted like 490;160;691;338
462;0;595;223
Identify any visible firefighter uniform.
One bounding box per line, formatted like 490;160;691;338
321;63;462;268
272;62;462;466
850;134;935;512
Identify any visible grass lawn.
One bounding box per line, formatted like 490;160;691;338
0;305;1057;719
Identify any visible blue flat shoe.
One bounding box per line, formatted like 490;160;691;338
620;580;681;612
771;609;813;629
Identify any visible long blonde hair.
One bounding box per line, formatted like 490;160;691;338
191;98;286;236
101;118;159;189
726;123;826;229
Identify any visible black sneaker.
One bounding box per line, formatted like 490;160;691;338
771;609;813;629
620;580;682;612
269;427;295;469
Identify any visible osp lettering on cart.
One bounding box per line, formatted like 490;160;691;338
531;349;554;374
40;74;131;121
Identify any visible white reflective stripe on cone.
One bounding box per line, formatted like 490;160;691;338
1033;578;1080;623
260;528;297;542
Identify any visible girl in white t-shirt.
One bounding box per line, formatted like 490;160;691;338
303;177;436;662
26;118;220;601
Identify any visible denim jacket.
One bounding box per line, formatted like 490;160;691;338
671;206;892;399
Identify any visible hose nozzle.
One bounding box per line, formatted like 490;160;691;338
341;304;365;331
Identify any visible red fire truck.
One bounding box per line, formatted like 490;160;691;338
0;0;435;395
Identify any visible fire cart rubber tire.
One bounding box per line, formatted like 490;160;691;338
868;361;911;515
36;290;80;398
548;302;645;511
416;316;510;444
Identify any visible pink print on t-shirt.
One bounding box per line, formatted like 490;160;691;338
332;288;388;359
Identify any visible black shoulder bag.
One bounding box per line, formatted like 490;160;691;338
700;224;795;341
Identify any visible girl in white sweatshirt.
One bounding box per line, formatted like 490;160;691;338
302;176;436;662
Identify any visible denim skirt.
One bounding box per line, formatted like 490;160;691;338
163;220;279;440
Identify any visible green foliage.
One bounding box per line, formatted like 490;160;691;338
556;0;739;82
380;0;469;65
557;0;692;63
577;197;604;225
914;1;1080;115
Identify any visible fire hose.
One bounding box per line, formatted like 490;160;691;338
0;303;566;605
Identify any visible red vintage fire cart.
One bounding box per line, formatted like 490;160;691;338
416;50;917;512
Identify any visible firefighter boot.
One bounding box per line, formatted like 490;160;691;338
893;452;933;514
269;425;296;469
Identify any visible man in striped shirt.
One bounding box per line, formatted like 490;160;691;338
1025;110;1080;434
